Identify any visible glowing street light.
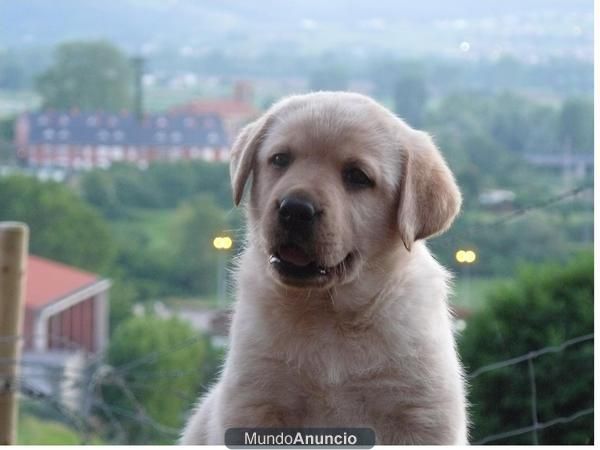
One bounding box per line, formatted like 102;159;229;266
455;248;477;310
455;249;477;264
213;235;233;309
213;236;233;250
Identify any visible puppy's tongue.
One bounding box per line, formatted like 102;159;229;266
279;245;312;267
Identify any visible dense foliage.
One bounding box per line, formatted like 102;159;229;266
78;161;244;299
0;175;115;272
80;161;232;216
459;252;594;444
422;92;593;276
35;41;133;111
102;316;214;444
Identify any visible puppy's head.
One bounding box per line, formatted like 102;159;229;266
231;92;461;289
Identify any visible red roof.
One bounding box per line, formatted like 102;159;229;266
25;255;99;309
171;100;259;118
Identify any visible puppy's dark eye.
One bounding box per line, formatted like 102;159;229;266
270;153;291;168
343;167;374;189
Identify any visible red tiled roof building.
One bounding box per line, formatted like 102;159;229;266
23;255;110;354
170;81;260;140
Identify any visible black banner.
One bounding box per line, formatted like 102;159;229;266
225;428;375;448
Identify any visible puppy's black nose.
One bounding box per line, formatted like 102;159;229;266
279;196;316;226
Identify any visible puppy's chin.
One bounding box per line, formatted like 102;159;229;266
267;249;360;289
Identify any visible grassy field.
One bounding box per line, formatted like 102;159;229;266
164;295;225;309
110;208;177;255
0;89;41;118
17;413;103;445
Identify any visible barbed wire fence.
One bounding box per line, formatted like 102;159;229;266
1;330;593;445
430;183;593;255
468;333;594;445
0;183;594;445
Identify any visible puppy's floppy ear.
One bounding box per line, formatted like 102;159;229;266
230;113;273;206
397;130;462;251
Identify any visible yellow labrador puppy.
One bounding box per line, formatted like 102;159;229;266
181;92;467;445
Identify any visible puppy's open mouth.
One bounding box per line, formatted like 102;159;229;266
269;244;355;284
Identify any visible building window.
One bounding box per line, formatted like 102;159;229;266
43;128;55;140
97;129;110;142
156;116;168;128
58;129;70;140
108;116;119;127
171;131;182;143
207;132;220;145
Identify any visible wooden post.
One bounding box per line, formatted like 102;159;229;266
0;222;29;445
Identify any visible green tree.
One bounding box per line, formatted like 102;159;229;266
79;163;163;217
78;161;237;299
107;279;137;334
488;92;557;153
0;51;26;89
393;74;428;128
36;40;133;111
369;58;424;100
112;233;176;299
102;316;210;444
558;98;594;153
432;210;573;278
146;161;231;209
0;116;15;143
79;170;123;218
0;117;16;163
0;175;115;272
170;195;228;296
80;161;233;215
425;91;559;161
459;252;593;444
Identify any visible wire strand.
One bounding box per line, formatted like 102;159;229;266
473;407;594;445
468;333;593;379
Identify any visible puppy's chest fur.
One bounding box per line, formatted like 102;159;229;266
252;295;434;407
235;297;448;439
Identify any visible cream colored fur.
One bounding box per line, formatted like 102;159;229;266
180;92;468;445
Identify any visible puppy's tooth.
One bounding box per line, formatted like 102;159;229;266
269;255;281;265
